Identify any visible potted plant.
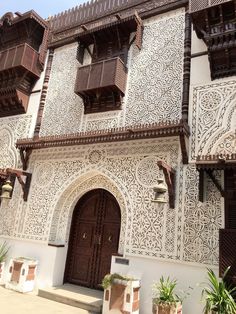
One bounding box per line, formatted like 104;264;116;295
102;273;140;314
0;241;9;284
152;276;182;314
202;268;236;314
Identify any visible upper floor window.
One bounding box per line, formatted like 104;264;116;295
74;13;143;114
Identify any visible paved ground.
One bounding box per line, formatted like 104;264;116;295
0;286;90;314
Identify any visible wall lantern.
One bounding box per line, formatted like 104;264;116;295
0;168;32;202
152;161;176;209
1;179;13;199
152;178;167;203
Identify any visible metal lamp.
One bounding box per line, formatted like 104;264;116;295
152;178;167;203
0;179;13;199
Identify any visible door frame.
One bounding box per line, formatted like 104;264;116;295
63;188;121;288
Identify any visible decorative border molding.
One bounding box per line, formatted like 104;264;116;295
17;120;190;149
48;0;188;48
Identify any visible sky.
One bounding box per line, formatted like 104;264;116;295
0;0;87;19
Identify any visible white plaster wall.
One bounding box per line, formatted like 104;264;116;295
111;255;217;314
191;28;207;54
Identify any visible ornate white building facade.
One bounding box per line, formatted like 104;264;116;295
0;0;236;313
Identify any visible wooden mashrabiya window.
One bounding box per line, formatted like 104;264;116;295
0;11;49;117
190;0;236;79
74;12;143;114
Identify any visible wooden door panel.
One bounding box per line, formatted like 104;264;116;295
103;196;121;222
69;253;93;285
101;223;120;251
75;223;95;249
94;223;120;287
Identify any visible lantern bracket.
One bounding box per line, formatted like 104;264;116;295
157;160;175;209
6;168;32;201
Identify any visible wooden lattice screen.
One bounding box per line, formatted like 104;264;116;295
219;229;236;283
189;0;231;12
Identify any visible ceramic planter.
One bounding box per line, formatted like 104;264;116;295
153;302;182;314
5;257;37;293
102;278;141;314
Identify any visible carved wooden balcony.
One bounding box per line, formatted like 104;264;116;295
0;43;41;77
0;44;41;117
75;57;127;97
75;57;127;113
219;229;236;283
190;0;236;79
0;11;49;117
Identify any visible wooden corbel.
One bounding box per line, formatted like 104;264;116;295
6;168;32;202
197;168;224;202
157;160;175;209
19;148;32;170
179;133;189;164
134;11;143;50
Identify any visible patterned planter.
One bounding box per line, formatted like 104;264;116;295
153;302;182;314
0;262;5;285
102;279;140;314
5;257;37;293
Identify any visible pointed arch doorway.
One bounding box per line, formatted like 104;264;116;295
64;189;121;289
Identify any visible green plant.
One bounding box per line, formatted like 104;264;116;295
0;241;9;263
202;268;236;314
152;276;180;305
102;273;134;290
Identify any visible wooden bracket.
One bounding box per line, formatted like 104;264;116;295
157;160;175;209
179;134;189;164
197;168;224;202
134;11;143;50
206;169;224;197
6;168;32;202
19;148;32;170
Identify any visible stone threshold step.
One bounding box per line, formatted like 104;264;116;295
38;284;103;313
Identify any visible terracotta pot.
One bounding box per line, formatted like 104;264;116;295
153;302;182;314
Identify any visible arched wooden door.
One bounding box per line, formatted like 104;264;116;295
64;189;121;289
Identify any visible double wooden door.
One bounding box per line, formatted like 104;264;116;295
64;189;121;289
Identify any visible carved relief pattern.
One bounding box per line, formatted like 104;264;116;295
124;11;185;126
40;43;84;136
214;132;236;154
190;80;236;160
4;136;222;265
0;116;32;169
182;165;222;265
0;115;32;237
39;10;184;136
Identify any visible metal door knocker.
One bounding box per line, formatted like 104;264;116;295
108;235;113;242
82;232;87;239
